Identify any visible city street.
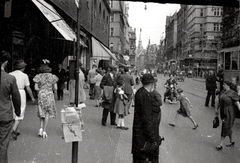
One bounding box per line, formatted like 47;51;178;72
8;74;240;163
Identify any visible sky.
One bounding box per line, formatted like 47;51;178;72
128;2;180;49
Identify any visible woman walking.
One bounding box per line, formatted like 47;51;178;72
33;60;58;138
94;69;103;107
169;88;198;129
215;80;240;150
9;59;35;140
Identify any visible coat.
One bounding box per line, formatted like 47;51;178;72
206;75;217;90
132;87;162;160
100;73;116;111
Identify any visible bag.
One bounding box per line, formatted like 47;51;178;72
141;136;164;153
213;116;219;128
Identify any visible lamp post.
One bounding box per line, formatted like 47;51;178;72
72;0;81;163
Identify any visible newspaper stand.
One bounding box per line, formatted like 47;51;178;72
61;106;84;143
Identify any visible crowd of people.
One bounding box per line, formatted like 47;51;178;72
1;48;240;162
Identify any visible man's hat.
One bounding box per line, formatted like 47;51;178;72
13;59;27;70
141;74;155;85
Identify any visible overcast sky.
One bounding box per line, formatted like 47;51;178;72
128;2;180;49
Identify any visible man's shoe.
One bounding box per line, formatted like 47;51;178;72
111;123;117;126
211;105;215;107
102;123;107;126
205;104;208;107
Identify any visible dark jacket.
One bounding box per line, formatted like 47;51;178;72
0;70;21;121
132;87;161;160
206;75;217;90
100;73;116;110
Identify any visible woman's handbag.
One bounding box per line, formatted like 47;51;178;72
213;116;219;128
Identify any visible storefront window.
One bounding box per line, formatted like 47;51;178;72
232;51;238;70
225;52;231;70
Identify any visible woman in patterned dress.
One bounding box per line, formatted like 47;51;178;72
33;61;58;138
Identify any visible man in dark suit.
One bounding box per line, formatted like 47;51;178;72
132;74;162;163
0;50;21;163
55;63;66;100
205;70;217;107
100;64;118;126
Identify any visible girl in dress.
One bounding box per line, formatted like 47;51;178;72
33;60;58;138
114;78;129;130
169;88;198;130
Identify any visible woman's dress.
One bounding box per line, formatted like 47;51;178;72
33;73;58;118
219;89;239;137
177;94;191;117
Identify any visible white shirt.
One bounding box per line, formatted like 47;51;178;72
10;70;30;89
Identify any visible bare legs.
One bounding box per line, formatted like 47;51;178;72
39;112;49;138
12;120;21;133
169;113;198;129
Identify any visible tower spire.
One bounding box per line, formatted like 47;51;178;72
138;28;142;48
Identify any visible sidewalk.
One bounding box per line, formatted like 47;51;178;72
8;89;127;163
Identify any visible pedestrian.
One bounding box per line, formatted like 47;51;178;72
205;70;217;107
69;60;86;105
88;64;97;99
0;50;21;163
54;63;66;100
9;59;35;140
118;66;135;114
215;80;240;150
100;64;118;126
216;68;224;94
114;77;129;130
168;88;198;129
132;74;162;163
93;68;103;107
33;60;58;138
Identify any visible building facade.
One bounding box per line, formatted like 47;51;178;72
0;0;117;72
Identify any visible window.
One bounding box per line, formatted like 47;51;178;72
214;23;222;31
103;10;105;20
110;43;113;51
110;0;113;8
110;14;114;22
200;24;203;32
214;8;220;16
110;28;114;36
225;52;231;70
200;9;204;17
99;3;102;14
220;8;223;16
232;51;238;70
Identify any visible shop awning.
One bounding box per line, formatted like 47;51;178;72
92;37;118;61
32;0;87;47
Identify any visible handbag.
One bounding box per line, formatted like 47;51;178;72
213;116;219;128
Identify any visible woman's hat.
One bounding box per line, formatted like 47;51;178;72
13;59;27;70
39;64;52;73
141;74;155;85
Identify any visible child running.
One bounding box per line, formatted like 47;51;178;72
169;88;198;130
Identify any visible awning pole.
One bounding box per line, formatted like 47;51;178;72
72;0;81;162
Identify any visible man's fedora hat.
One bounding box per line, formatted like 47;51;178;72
108;64;118;69
141;74;155;85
